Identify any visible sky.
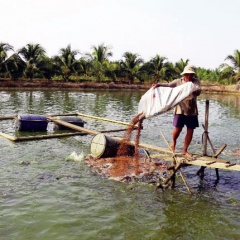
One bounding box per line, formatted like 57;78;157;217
1;0;240;69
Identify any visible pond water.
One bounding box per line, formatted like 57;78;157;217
0;89;240;240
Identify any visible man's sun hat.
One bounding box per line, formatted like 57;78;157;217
181;65;196;75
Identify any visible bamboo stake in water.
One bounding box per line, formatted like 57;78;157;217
159;129;192;195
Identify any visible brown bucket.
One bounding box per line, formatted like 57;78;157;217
90;133;134;158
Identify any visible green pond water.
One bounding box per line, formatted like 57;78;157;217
0;89;240;240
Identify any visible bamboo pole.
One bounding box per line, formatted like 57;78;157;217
47;117;172;154
113;136;172;154
47;116;100;135
0;126;129;142
202;124;215;153
0;116;16;120
48;113;78;117
0;132;17;141
159;129;192;195
214;144;227;158
76;112;137;127
10;132;86;141
47;116;135;135
202;123;219;179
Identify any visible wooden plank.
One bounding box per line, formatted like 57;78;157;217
150;153;240;171
151;153;230;163
184;160;240;171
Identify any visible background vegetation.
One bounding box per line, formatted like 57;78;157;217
0;42;240;85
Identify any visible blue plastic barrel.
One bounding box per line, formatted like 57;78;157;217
16;114;48;131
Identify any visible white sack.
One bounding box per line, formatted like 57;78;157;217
138;82;199;118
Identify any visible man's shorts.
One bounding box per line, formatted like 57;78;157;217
173;114;199;129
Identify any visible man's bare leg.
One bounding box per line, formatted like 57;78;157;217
182;128;194;157
170;127;182;152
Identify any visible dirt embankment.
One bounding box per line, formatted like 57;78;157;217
0;80;239;94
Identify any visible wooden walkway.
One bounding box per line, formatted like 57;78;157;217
150;153;240;172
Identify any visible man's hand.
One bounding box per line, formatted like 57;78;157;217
152;83;160;88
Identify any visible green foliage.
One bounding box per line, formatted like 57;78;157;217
17;43;46;81
53;44;83;82
175;58;189;75
85;43;113;81
0;41;240;85
120;52;144;84
225;49;240;72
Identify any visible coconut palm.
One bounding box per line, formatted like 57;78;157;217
225;50;240;72
6;53;25;80
103;61;120;82
225;49;240;82
18;43;46;80
0;43;25;80
175;58;189;75
86;43;113;81
53;44;82;82
145;55;169;83
36;56;58;80
218;65;236;84
0;42;14;77
120;52;144;84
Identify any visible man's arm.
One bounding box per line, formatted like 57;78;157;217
153;79;178;88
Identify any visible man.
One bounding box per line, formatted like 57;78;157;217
155;65;201;157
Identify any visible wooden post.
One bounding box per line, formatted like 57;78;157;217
203;100;209;156
198;100;209;178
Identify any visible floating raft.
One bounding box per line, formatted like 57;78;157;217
0;113;136;141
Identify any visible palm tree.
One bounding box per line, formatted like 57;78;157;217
5;53;25;80
0;42;14;78
103;61;120;82
145;55;169;83
225;50;240;72
53;44;82;82
120;52;144;84
86;43;113;81
218;65;236;84
36;56;58;80
175;58;189;75
18;43;46;81
225;49;240;82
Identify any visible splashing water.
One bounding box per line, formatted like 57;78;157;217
66;151;85;162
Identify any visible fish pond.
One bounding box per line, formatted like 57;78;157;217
0;89;240;240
